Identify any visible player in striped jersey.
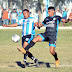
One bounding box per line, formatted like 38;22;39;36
3;9;39;67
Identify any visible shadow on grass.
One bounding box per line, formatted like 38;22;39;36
16;62;26;68
16;61;54;68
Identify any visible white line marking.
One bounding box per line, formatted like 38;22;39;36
0;66;19;68
0;65;72;68
59;65;72;67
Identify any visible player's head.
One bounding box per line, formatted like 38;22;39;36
13;9;16;12
23;9;30;19
3;9;6;11
48;6;55;17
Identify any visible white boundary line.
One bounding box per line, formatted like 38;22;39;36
0;26;72;29
0;65;72;68
0;66;19;68
59;65;72;67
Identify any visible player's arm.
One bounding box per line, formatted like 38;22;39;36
38;18;46;27
3;23;18;27
34;22;40;29
61;15;72;23
61;14;72;23
3;19;23;27
34;22;38;27
38;22;44;27
61;19;70;23
34;22;44;29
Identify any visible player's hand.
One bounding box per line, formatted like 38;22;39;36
39;22;43;27
3;24;7;27
34;22;38;27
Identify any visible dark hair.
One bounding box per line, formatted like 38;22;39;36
23;9;29;12
13;9;16;10
48;6;55;11
3;9;6;10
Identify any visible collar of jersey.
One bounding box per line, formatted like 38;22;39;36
24;17;30;19
50;15;55;18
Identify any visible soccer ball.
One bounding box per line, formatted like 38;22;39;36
12;34;20;43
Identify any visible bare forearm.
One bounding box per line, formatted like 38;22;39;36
6;24;17;27
61;19;69;23
65;19;70;23
3;23;18;27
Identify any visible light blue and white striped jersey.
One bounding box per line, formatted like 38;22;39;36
18;17;37;37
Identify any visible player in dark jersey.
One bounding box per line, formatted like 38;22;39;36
18;7;71;68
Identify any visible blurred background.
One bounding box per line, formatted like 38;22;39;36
0;0;72;26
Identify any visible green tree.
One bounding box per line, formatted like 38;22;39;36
22;0;29;10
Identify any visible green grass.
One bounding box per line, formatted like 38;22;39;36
59;22;72;26
0;29;72;72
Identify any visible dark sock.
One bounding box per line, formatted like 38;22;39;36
24;51;28;61
53;52;58;61
28;51;35;60
25;40;35;50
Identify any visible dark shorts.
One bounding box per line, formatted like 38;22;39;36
38;33;57;47
22;34;34;47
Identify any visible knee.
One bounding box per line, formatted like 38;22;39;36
50;49;54;55
33;38;38;43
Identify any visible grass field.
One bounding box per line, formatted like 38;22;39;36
0;29;72;72
59;22;72;26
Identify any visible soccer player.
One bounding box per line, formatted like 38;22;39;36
3;9;39;67
18;7;72;68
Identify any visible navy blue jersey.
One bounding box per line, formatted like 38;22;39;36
42;15;62;35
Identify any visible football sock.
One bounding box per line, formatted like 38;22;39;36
24;40;35;50
24;52;28;61
53;52;58;61
28;51;35;60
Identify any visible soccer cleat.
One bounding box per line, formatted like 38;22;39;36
34;59;39;67
55;59;59;68
17;47;26;54
21;61;26;66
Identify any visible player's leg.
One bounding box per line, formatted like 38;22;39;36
24;35;44;51
18;33;45;53
18;35;39;66
49;35;59;68
23;42;38;64
49;45;59;68
22;41;28;66
50;46;58;60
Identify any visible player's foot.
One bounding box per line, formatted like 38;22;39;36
34;59;39;67
21;61;26;66
55;59;59;68
17;47;26;54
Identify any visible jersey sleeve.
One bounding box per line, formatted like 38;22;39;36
42;18;47;25
17;19;23;26
58;16;62;22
